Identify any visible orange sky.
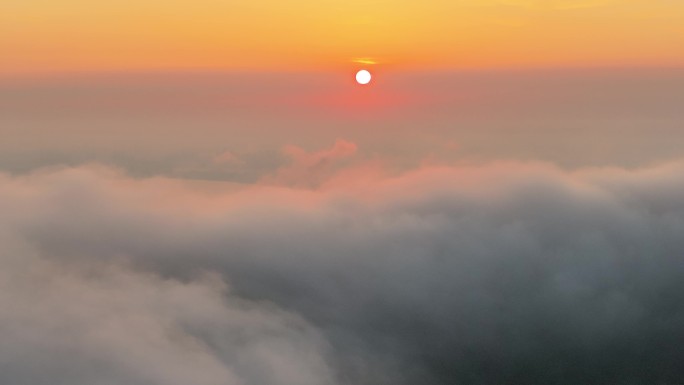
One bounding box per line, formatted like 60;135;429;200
2;0;684;74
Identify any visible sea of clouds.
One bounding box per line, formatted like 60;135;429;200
1;140;684;384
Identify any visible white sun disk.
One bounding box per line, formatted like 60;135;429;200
356;70;372;85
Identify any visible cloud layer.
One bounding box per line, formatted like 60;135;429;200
1;154;684;384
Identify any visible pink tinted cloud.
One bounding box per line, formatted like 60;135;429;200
261;139;359;188
3;157;684;384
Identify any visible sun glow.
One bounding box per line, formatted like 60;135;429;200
355;70;372;85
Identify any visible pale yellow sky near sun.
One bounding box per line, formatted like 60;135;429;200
1;0;683;73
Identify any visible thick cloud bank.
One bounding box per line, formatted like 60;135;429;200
1;159;684;385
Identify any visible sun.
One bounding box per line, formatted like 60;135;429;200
355;70;372;85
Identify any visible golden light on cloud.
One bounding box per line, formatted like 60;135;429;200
352;58;377;65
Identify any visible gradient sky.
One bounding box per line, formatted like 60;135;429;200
2;2;684;385
3;0;684;73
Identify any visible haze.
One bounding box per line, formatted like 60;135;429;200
1;1;684;384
